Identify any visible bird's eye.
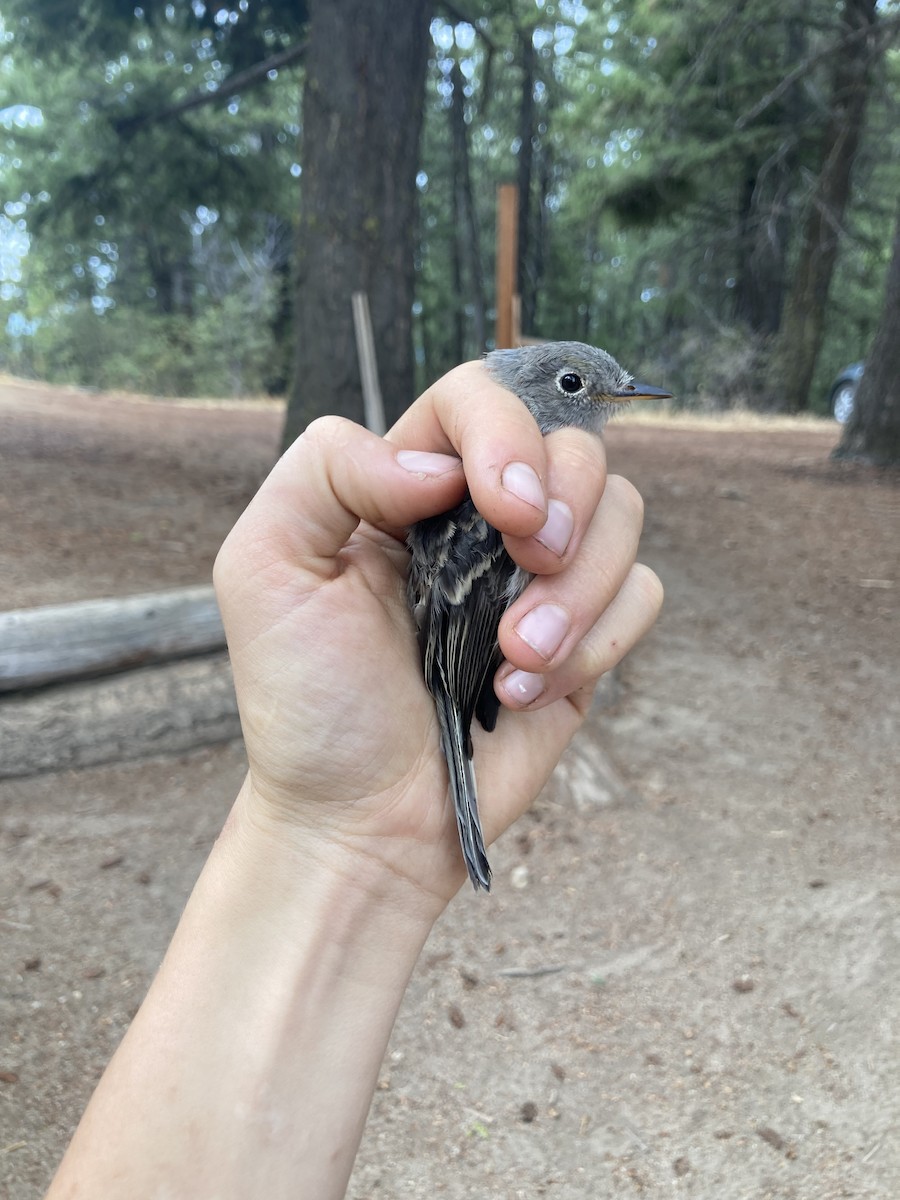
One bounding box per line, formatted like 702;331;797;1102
557;371;584;395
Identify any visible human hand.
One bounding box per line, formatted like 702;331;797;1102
213;362;662;909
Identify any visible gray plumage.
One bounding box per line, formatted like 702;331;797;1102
407;342;670;891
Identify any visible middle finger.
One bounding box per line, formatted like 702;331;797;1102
500;425;608;576
496;473;645;674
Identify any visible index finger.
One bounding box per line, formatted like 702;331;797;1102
214;416;466;599
387;361;550;540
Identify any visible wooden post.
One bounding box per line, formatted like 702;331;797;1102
495;183;519;349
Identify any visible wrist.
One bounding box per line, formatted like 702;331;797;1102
50;777;446;1200
226;774;451;942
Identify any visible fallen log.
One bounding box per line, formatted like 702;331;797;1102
0;653;241;778
0;587;624;784
0;586;225;692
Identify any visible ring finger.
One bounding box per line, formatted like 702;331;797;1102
497;473;646;673
495;561;663;712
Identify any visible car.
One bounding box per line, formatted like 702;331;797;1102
828;361;864;424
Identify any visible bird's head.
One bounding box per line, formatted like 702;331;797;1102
485;341;672;434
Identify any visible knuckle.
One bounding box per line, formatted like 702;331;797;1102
571;564;664;680
211;543;230;596
301;414;355;450
545;426;606;474
630;561;665;614
606;473;645;523
589;556;621;605
577;633;618;681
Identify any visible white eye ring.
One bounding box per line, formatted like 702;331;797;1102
556;370;586;396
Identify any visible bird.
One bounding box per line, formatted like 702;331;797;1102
406;341;671;892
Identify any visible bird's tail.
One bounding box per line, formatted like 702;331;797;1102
437;694;491;892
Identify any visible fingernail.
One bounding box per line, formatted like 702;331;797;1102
503;669;546;706
514;604;569;660
534;499;574;557
501;461;545;512
396;450;462;477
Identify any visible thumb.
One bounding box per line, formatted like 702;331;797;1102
217;416;465;588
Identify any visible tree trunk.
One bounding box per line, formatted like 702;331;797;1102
834;198;900;465
283;0;431;446
734;20;806;337
516;31;536;335
532;134;552;336
264;253;294;396
766;0;877;411
449;115;466;368
449;58;487;357
733;149;793;336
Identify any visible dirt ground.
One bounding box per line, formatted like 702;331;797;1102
1;376;898;1199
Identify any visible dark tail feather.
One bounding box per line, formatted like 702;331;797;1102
437;695;491;892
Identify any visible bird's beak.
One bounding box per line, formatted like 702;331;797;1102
610;381;673;403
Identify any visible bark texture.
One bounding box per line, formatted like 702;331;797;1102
516;31;537;336
767;0;877;411
449;58;486;358
0;587;223;692
284;0;431;445
733;22;806;337
835;198;900;465
0;655;239;779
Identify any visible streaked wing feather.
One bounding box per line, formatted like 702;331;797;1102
408;499;520;733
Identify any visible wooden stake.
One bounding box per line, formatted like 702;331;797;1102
351;291;387;435
495;183;519;349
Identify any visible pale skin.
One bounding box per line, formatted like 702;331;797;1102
46;362;663;1199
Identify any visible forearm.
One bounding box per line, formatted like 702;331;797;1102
47;779;443;1200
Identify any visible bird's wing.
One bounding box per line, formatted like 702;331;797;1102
408;499;523;735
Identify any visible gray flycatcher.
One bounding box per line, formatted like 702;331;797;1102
406;341;671;892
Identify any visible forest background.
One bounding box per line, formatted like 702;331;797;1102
2;11;898;1192
1;0;899;460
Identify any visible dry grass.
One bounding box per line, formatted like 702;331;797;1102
0;373;282;412
2;371;840;428
614;402;837;432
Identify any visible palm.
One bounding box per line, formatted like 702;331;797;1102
220;520;583;891
213;373;657;900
